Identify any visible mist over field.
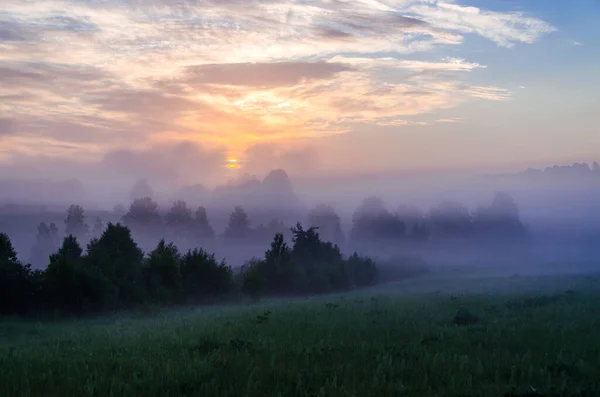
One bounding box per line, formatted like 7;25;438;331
1;160;599;276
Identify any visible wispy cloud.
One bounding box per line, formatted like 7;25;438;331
0;0;555;177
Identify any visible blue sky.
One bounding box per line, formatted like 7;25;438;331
0;0;598;186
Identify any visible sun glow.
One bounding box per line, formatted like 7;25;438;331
226;158;239;169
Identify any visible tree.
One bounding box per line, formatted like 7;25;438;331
429;201;472;237
45;236;84;314
130;178;154;201
223;206;251;239
345;253;378;288
164;200;193;239
193;206;215;240
0;233;34;315
290;223;347;293
144;240;182;304
263;233;295;293
180;248;233;303
85;223;145;307
473;192;528;240
65;204;89;241
351;197;406;242
122;197;163;238
307;204;345;246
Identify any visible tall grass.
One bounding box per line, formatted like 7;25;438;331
1;274;600;397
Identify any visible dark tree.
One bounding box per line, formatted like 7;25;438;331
291;223;347;293
85;223;145;307
180;249;233;303
65;204;89;241
45;236;84;314
223;206;251;239
0;233;35;315
144;239;182;304
307;204;345;245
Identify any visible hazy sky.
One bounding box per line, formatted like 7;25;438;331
1;0;598;187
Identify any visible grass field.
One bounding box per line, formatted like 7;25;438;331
1;270;600;397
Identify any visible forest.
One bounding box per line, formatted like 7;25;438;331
0;190;528;317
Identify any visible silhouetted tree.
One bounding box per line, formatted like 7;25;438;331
164;200;193;239
0;233;36;315
64;204;89;241
223;206;251;239
345;252;377;288
593;161;600;172
85;223;145;307
44;235;103;314
122;197;163;237
291;223;347;293
307;204;345;245
193;206;215;240
180;248;233;303
144;239;182;304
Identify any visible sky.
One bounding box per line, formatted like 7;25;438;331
1;0;598;188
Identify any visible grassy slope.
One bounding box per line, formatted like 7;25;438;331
1;272;600;397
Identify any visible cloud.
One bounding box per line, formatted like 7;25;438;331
407;1;556;47
100;141;227;185
242;142;320;177
0;0;555;179
0;119;15;136
182;61;355;88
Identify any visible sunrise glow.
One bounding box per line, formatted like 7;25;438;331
1;0;594;185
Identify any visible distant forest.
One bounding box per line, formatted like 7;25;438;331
1;187;527;317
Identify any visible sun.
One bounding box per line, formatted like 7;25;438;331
226;158;239;169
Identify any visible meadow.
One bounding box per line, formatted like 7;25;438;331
1;269;600;397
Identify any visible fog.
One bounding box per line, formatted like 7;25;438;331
1;160;599;278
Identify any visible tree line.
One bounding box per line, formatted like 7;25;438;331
26;191;528;269
1;221;382;317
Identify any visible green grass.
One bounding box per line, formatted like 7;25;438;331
2;272;600;397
